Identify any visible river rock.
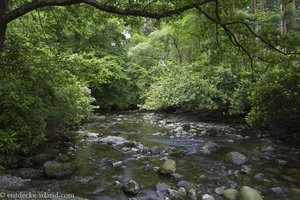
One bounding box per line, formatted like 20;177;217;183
276;159;287;166
238;186;263;200
223;189;238;200
174;126;184;133
253;173;265;182
122;180;141;195
85;132;99;141
99;136;127;145
199;141;220;155
167;189;181;199
55;154;70;163
160;159;176;175
188;189;197;200
15;168;43;179
171;173;183;181
225;152;248;165
269;187;287;197
214;187;224;195
43;161;74;178
240;165;251;175
178;187;187;197
156;182;171;193
189;128;198;133
202;194;215;200
169;147;186;157
177;180;196;191
31;153;55;166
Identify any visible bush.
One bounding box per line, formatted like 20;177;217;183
0;41;93;155
246;63;300;129
141;57;251;114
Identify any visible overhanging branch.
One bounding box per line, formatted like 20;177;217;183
4;0;214;23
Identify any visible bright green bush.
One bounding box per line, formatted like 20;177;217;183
141;57;251;114
246;63;300;128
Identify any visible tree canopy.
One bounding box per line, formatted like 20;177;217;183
0;0;299;156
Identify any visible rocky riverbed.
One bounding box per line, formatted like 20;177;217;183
1;112;300;200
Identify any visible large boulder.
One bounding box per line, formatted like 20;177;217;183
225;152;248;165
238;186;263;200
199;141;220;155
43;161;74;178
160;159;176;175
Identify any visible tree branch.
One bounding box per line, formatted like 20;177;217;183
224;21;299;55
4;0;214;23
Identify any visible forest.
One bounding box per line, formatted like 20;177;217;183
0;0;300;200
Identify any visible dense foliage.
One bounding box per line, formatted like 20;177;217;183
0;0;299;155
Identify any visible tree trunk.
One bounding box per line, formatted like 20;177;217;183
251;0;256;15
0;0;8;49
0;21;7;48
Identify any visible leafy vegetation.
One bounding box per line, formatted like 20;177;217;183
0;0;299;155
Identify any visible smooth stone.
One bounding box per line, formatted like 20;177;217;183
85;132;99;139
178;187;187;197
112;161;123;167
174;126;183;133
189;128;198;133
253;173;265;182
199;141;220;155
188;189;197;200
171;173;183;181
215;187;224;195
43;161;74;178
238;186;263;200
202;194;215;200
225;152;248;165
240;165;251;175
122;180;141;195
156;182;170;194
223;189;238;200
177;180;196;191
160;159;176;175
269;187;287;197
167;188;182;199
99;136;127;145
276;159;287;166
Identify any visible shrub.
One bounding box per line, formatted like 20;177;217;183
246;63;300;129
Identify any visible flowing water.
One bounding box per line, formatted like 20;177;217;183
63;112;300;200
